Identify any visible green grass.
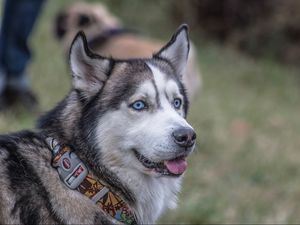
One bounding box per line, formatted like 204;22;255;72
161;45;300;223
1;0;300;223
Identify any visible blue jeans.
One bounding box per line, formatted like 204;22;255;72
0;0;44;89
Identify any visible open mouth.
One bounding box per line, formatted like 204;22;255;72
134;150;188;177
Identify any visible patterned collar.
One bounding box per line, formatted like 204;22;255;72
46;137;137;225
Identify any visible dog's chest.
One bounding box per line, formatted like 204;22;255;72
112;168;182;223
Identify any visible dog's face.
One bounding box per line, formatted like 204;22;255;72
69;25;196;177
55;2;120;41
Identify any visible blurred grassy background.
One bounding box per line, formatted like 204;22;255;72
1;0;300;223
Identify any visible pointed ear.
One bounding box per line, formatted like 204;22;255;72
69;31;111;98
154;24;190;78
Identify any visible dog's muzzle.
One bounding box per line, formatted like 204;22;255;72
134;127;196;176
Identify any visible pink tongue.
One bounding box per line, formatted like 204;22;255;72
164;158;187;175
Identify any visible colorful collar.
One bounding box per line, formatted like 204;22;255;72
46;137;137;225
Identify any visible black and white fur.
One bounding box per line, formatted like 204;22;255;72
0;24;196;224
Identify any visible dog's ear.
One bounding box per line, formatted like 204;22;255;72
69;31;111;98
154;24;190;79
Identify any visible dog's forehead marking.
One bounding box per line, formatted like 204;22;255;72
134;80;156;99
165;80;181;99
145;63;181;107
150;78;161;108
100;61;153;108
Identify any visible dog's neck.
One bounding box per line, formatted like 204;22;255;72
38;91;182;223
104;161;182;223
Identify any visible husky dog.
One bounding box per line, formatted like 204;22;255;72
0;25;196;224
55;2;201;100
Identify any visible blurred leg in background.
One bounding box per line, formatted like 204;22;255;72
0;0;45;110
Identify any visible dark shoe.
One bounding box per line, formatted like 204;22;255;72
3;87;38;111
0;69;8;110
0;94;8;111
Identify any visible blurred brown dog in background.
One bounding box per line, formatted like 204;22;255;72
54;2;201;100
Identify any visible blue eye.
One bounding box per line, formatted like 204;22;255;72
173;98;182;109
131;100;147;111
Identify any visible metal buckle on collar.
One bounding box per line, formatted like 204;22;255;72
52;151;88;189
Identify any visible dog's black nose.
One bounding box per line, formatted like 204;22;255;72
172;127;196;148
